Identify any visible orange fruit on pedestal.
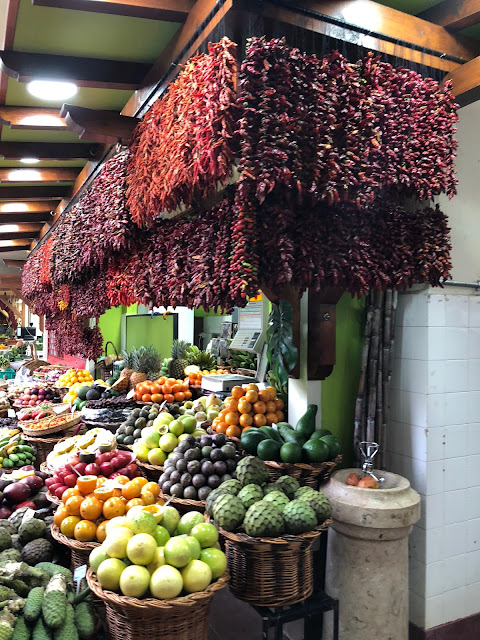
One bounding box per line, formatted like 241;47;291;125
225;412;239;426
80;496;103;521
77;476;97;495
246;383;259;392
96;520;108;542
74;519;97;542
275;410;285;422
65;495;84;517
239;413;253;428
237;400;252;414
231;386;245;399
245;390;258;403
253;401;267;415
253;414;267;427
225;398;239;412
275;398;285;411
265;412;279;425
265;401;277;414
103;497;126;519
53;507;69;527
60;515;81;538
226;425;241;438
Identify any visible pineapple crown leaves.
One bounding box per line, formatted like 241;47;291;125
129;345;162;374
171;339;191;359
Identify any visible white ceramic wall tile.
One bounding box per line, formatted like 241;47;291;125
466;454;480;487
424;594;447;629
388;421;427;460
425;493;444;530
442;585;469;623
428;360;446;394
409;524;426;563
442;522;467;558
390;357;402;391
427;427;445;461
428;295;446;327
467;391;480;423
444;489;468;525
397;293;428;328
390;358;428;394
466;486;480;520
446;295;469;328
425;527;445;564
466;550;480;585
444;361;469;393
425;560;446;597
443;458;468;491
389;390;427;428
467;423;480;455
403;455;427;494
467;359;480;391
426;460;445;495
466;518;480;553
463;581;480;619
444;394;469;427
427;394;446;428
469;297;480;328
468;328;480;359
397;327;429;360
444;555;468;592
443;425;468;458
408;591;426;629
429;327;469;361
409;557;427;597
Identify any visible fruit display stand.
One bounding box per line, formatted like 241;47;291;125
87;568;229;640
20;413;82;437
210;518;330;607
265;455;343;489
135;459;163;482
158;490;206;515
22;423;87;467
51;523;100;571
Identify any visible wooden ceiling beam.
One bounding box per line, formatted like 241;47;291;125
0;213;51;224
0;224;43;234
444;55;480;106
0;107;66;130
0;142;99;161
0;232;38;240
0;246;30;253
2;260;26;268
32;0;193;22
0;50;150;91
60;105;139;145
418;1;480;32
0;186;68;200
0;168;78;183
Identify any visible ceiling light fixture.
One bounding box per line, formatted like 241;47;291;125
19;115;63;127
26;80;78;101
0;225;19;233
0;241;17;247
7;169;41;181
1;203;28;212
20;158;40;164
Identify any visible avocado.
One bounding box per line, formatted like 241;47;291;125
76;386;90;401
259;426;283;444
240;429;268;455
257;439;281;461
106;377;117;386
85;389;101;401
296;405;318;439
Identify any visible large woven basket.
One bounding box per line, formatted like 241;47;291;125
23;423;86;467
158;490;205;515
265;455;342;489
51;523;100;571
211;518;331;607
21;413;81;437
86;568;228;640
136;460;163;482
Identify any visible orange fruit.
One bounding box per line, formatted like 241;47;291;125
126;498;144;511
226;425;241;438
216;422;228;434
157;377;166;385
225;398;239;412
132;477;148;489
122;481;142;500
184;391;192;400
60;515;81;538
77;476;97;495
53;506;69;527
62;487;80;502
162;384;172;395
103;497;126;519
225;412;239;426
237;400;252;414
275;410;285;422
246;383;259;392
164;394;175;403
253;413;267;427
265;400;277;414
239;413;253;428
80;496;103;521
265;412;279;425
231;386;245;399
264;387;277;401
275;398;285;411
218;409;228;420
174;392;185;402
95;477;107;487
142;482;160;499
141;491;156;505
253;401;267;414
151;393;163;403
74;519;97;542
93;486;114;501
245;390;258;403
113;475;130;486
96;520;108;542
142;393;152;403
171;384;182;394
65;495;84;517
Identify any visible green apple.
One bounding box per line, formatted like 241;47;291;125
154;412;174;426
159;506;180;534
184;401;194;409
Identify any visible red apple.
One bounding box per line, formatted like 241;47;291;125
48;483;62;494
55;485;68;499
99;462;114;477
63;474;77;488
104;451;116;461
95;453;109;466
84;463;100;476
0;507;12;519
73;463;87;475
110;457;124;471
45;477;57;488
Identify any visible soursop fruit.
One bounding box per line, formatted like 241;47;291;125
236;456;269;487
19;518;46;543
22;538;54;565
205;487;230;516
294;486;318;500
212;494;245;532
243;501;284;537
282;500;317;534
0;548;22;563
237;484;263;509
0;520;16;536
218;479;242;496
0;528;11;552
263;491;290;513
297;491;332;523
275;476;300;499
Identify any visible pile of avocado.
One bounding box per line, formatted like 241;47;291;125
72;383;120;411
240;404;341;464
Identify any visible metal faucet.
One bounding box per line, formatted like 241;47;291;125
358;442;384;483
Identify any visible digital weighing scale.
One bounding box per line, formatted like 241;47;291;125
202;298;270;393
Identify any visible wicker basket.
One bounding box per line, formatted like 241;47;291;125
51;524;100;571
23;423;86;467
136;460;163;482
86;568;228;640
97;342;119;381
265;455;342;489
21;413;81;437
40;461;53;475
158;490;205;515
46;490;61;505
212;518;331;607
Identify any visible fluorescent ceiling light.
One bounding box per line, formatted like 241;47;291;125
1;203;28;212
7;169;41;181
0;225;19;233
27;80;78;101
19;115;64;127
0;241;18;247
20;158;40;164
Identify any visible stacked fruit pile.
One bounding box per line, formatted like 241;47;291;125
0;434;36;470
56;369;94;389
186;368;229;387
207;457;331;536
211;384;284;437
133;377;192;404
158;433;242;501
115;403;162;448
0;467;49;517
52;474;165;543
89;505;227;599
46;428;116;470
15;387;62;407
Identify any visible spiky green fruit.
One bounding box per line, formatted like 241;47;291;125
263;491;290;513
282;500;317;534
212;494;245;532
297;491;332;523
243;501;284;537
235;456;269;487
274;476;300;499
237;484;263;509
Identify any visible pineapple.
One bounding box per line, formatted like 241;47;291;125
168;340;190;379
187;346;217;371
120;350;134;380
129;346;162;388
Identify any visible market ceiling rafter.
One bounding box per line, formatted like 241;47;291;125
418;0;480;32
31;0;194;21
0;142;99;161
0;107;66;130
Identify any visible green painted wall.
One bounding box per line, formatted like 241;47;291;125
126;314;174;359
321;293;366;467
98;306;123;355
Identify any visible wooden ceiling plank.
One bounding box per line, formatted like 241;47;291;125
418;1;480;32
0;232;38;240
0;107;66;130
0;142;99;161
60;105;139;144
0;168;79;182
444;55;480;106
0;213;51;224
0;50;150;91
0;246;30;253
32;0;193;21
0;186;68;200
0;224;43;233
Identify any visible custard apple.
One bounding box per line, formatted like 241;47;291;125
263;484;283;496
263;491;290;513
212;494;245;531
275;476;300;499
218;479;242;495
11;534;22;551
19;518;46;543
235;456;269;487
297;491;332;523
0;548;21;563
205;487;230;516
237;484;263;509
244;501;284;537
22;538;53;565
282;500;317;534
0;521;16;536
0;528;11;552
294;486;318;500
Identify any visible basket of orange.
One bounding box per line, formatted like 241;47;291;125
211;384;285;439
52;474;165;570
133;377;192;405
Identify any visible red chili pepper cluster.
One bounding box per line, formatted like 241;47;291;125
106;257;141;309
68;273;110;318
46;314;103;361
126;37;238;227
39;236;54;286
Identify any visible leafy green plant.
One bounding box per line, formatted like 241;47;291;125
266;300;298;387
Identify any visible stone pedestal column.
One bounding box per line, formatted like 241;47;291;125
322;469;420;640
